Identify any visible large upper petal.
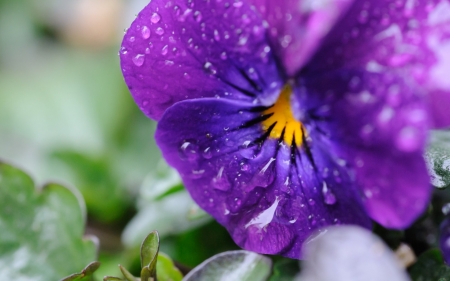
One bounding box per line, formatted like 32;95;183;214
301;0;450;128
120;0;282;120
155;98;371;259
247;0;354;75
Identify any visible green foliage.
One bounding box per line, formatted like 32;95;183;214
409;249;450;281
0;163;97;280
269;259;300;281
427;130;450;189
61;262;101;281
183;250;272;281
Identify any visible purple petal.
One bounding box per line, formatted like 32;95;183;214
440;216;450;265
247;0;354;75
120;0;282;120
302;0;450;128
294;66;432;228
156;98;371;259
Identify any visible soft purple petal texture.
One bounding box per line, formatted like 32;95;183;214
294;59;432;228
247;0;353;76
440;216;450;265
297;0;450;127
120;0;282;120
156;98;371;259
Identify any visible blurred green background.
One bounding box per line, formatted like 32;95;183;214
0;0;238;278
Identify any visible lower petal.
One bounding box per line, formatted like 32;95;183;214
156;98;371;258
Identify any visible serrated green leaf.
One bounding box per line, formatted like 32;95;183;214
0;163;97;281
182;250;272;281
409;249;450;280
61;261;101;281
426;130;450;189
157;253;183;281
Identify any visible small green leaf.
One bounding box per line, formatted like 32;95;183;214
103;277;124;281
119;265;138;281
140;231;160;279
268;259;300;281
426;130;450;189
409;249;450;280
157;253;183;281
182;250;272;281
61;262;101;281
0;163;97;280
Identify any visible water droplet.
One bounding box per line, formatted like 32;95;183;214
132;54;145;66
322;182;336;205
396;126;421;152
151;12;161;23
249;158;276;189
203;62;217;74
191;169;205;179
202;147;212;159
173;5;181;16
128;36;135;43
442;203;450;215
194;11;202;22
179;141;200;161
141;26;150;39
220;52;227;60
214;29;220;41
161;45;168;55
308;198;315;206
212;167;231;191
155;27;165;35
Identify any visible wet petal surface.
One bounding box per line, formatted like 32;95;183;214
156;98;371;258
248;0;353;75
120;0;282;120
302;0;450;128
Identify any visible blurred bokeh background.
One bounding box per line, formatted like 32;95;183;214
0;0;238;278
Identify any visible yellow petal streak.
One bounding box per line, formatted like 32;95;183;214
262;86;304;146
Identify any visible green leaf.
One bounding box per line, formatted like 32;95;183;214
141;231;160;280
426;130;450;189
182;250;272;281
103;277;124;281
0;162;97;280
119;265;138;281
409;249;450;280
156;253;183;281
268;259;300;281
61;261;101;281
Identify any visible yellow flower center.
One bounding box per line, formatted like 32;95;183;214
261;85;304;146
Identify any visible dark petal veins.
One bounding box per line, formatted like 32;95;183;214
120;0;282;120
247;0;354;76
156;98;371;259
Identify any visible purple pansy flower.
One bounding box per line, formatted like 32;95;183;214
120;0;450;258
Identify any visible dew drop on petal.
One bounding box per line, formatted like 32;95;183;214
308;198;315;206
161;45;169;55
202;147;212;159
322;182;336;205
179;141;200;162
132;54;145;66
220;52;227;60
250;158;276;188
395;126;421;152
151;12;161;23
128;36;135;43
141;26;150;39
212;167;231;191
155;27;165;35
194;11;202;22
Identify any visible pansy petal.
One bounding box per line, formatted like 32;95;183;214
294;66;432;228
247;0;354;75
440;216;450;264
156;98;371;258
120;0;282;120
301;0;450;128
